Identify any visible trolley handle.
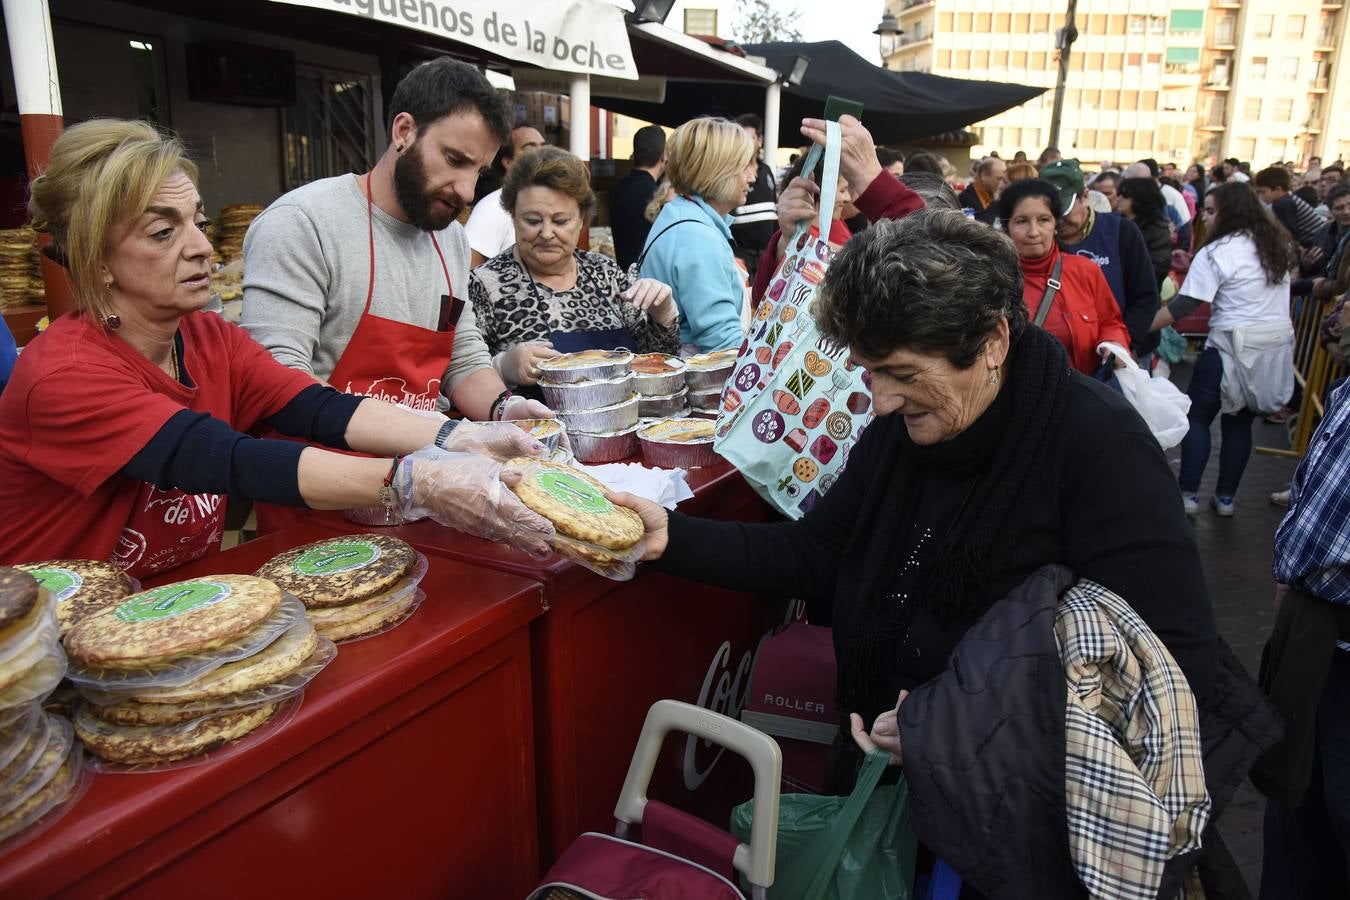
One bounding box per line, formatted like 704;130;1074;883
613;699;782;890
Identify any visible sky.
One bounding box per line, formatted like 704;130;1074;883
665;0;886;64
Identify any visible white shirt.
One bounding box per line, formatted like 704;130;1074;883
1180;233;1290;330
463;188;516;259
1160;183;1191;226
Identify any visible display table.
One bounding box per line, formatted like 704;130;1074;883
311;460;786;864
0;524;547;899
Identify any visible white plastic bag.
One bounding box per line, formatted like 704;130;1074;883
1097;342;1192;450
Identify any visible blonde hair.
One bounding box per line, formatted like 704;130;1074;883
659;117;756;210
29;118;199;320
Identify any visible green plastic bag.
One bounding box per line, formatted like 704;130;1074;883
1157;325;1188;365
730;750;916;900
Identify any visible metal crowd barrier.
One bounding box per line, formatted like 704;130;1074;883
1256;294;1348;459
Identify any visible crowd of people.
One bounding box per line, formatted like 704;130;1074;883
0;52;1348;898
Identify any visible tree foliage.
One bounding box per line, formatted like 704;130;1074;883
734;0;803;44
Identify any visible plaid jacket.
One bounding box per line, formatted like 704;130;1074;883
1057;580;1212;900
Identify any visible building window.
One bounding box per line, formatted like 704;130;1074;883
955;49;970;69
972;50;989;69
937;49;952;68
1120;131;1136;150
1169;9;1204;33
1149;16;1166;34
282;66;376;190
1275;98;1295;121
682;8;717;35
992;50;1008;68
1032;13;1050;31
957;12;972;31
1011;50;1027;68
1106;52;1123;71
1109;16;1126;36
975;12;991;32
1237;138;1257;160
1129;16;1146;34
1250;56;1268;79
1013;12;1030;32
1101;89;1119;110
938;12;953;31
1244;97;1263;120
1089;15;1107;35
1127;52;1142;67
1143;90;1159;110
993;12;1010;33
1320;14;1337;46
1215;15;1237;45
1122;90;1139;111
1286;15;1306;40
1025;128;1041;148
1283;57;1300;81
1164;46;1201;74
1006;127;1022;147
1030;51;1047;70
1255;15;1274;39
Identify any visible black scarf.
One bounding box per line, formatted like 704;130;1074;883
826;326;1074;790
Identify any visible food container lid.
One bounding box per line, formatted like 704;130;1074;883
538;374;632;390
509;418;564;438
631;354;687;375
684;348;739;370
569;423;642;438
639;418;716;444
638;387;689;403
538;349;634;373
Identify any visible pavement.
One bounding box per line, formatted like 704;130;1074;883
1165;357;1304;898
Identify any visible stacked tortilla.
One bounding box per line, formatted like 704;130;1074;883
506;459;644;578
255;534;427;643
216;204;263;263
0;567;84;848
66;575;333;767
0;226;42;310
16;559;137;638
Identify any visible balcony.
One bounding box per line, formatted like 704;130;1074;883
1311;77;1331;91
895;33;933;49
1323;1;1343;9
1205;78;1231;90
897;0;934;15
1199;122;1228;131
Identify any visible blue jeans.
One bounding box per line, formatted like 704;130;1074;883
1178;346;1256;497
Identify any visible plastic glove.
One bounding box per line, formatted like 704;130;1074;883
492;340;559;387
398;447;554;557
621;278;677;327
437;419;547;461
498;395;557;422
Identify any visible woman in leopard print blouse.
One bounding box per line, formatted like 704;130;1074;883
469;147;680;388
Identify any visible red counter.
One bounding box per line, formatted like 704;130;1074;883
0;525;546;900
312;461;786;865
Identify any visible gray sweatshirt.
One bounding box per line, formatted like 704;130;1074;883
240;174;491;401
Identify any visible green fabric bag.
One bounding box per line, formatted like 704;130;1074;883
1157;325;1188;365
730;749;916;900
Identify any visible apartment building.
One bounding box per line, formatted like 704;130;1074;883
883;0;1350;167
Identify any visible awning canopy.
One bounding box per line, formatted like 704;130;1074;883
599;39;1048;146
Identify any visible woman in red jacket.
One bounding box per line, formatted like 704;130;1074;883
999;179;1131;374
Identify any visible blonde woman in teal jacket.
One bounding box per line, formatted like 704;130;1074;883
638;117;757;354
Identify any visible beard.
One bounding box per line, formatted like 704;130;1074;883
393;141;463;231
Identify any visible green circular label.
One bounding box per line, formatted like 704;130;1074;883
292;541;382;577
114;580;231;623
28;568;82;604
537;471;612;514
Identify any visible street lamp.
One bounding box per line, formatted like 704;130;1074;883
874;13;903;65
786;53;811;86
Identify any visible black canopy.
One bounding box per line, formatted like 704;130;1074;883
598;40;1047;146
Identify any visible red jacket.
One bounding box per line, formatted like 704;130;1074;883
750;171;925;302
1022;245;1132;374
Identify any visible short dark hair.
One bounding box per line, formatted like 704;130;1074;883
1037;146;1061;166
1327;182;1350;205
876;146;904;168
736;113;763;135
997;177;1062;223
387;58;510;143
1295;185;1321;206
1092;171;1119;188
500;146;596;220
902;150;946;175
1255;166;1293;191
631;125;666;169
1137;158;1160;178
1323;164;1346;177
1118;177;1168;226
816;208;1027;366
898;171;959;210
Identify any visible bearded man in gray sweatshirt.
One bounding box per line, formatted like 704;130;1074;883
242;57;553;425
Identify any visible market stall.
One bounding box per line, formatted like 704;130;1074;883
0;524;547;899
308;458;783;865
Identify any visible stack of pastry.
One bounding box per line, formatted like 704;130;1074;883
16;559;136;638
216;203;264;263
506;459;643;577
255;534;428;643
0;567;83;848
0;226;40;309
66;575;331;767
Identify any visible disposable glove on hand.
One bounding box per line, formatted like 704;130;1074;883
498;395;557;422
492;340;559;386
398;447;554;557
437;419;547;461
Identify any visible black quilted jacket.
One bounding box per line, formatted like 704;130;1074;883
900;566;1282;900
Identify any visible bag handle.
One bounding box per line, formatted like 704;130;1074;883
1032;256;1063;329
613;699;783;889
795;749;893;898
791;119;843;242
1095;340;1139;371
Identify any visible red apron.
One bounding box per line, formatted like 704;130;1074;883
255;173;457;534
111;482;226;580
